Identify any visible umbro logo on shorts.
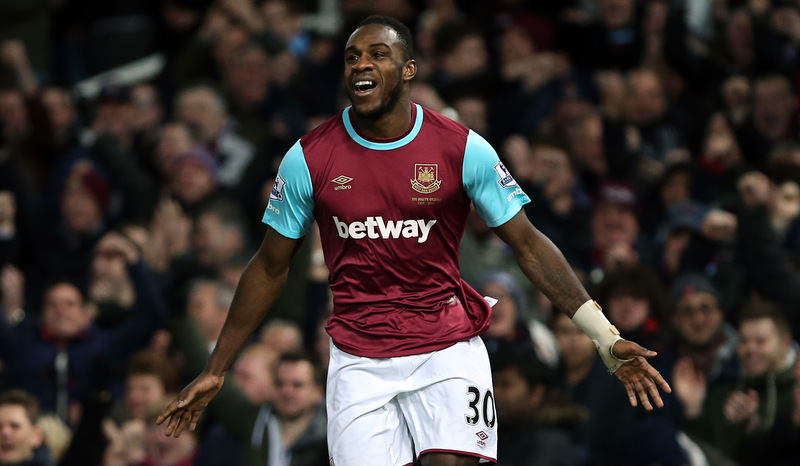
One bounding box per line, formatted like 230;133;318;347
476;430;489;447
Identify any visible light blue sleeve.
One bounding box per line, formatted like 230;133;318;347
262;140;315;238
462;130;531;227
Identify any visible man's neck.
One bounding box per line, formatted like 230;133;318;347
279;410;315;448
564;357;594;386
350;100;413;139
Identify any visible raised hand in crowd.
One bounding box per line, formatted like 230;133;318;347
102;418;147;466
0;264;24;323
95;231;141;266
671;356;707;419
0;190;15;237
701;208;738;242
793;357;800;426
0;40;37;95
738;171;772;207
771;5;800;44
148;197;192;272
723;389;760;432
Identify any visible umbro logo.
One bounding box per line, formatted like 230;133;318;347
331;175;353;190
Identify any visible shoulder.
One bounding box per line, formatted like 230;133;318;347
301;112;346;148
420;105;470;139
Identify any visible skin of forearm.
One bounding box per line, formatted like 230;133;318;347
205;254;289;376
510;226;589;317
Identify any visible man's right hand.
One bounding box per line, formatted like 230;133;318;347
156;371;225;437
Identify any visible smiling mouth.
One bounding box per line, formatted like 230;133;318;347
354;80;377;96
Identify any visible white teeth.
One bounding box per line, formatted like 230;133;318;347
355;81;373;86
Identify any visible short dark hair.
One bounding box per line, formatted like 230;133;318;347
357;15;414;60
739;300;792;338
126;350;180;393
277;351;324;386
490;344;555;390
0;389;40;424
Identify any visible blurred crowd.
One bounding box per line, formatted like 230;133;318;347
0;0;799;465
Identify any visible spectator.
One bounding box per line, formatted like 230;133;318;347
88;233;136;328
191;198;250;272
736;74;799;171
31;162;110;293
560;0;646;72
0;232;167;424
174;85;255;188
231;343;278;405
491;346;585;466
580;180;649;286
680;301;798;465
550;311;690;465
0;389;54;466
594;264;670;354
477;272;559;368
258;318;303;356
110;351;180;425
186;278;234;353
621;67;686;185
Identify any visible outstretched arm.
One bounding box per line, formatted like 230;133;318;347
157;227;302;436
493;210;671;409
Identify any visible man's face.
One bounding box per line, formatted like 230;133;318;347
492;367;539;424
753;78;795;141
552;313;596;370
192;213;227;266
624;71;666;126
672;292;723;347
125;374;166;421
591;203;639;251
738;318;790;377
176;89;225;142
40;88;76;134
187;283;226;342
42;284;91;339
482;282;518;339
274;361;322;420
0;404;42;464
233;352;276;405
61;185;103;234
343;24;413;120
606;294;650;333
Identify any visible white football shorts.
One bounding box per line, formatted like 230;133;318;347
326;337;497;466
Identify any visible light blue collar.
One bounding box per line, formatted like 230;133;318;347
343;103;423;150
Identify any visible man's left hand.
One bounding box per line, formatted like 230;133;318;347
611;340;672;411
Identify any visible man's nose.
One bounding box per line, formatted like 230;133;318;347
353;55;373;70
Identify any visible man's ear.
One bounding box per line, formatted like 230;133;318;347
403;59;417;81
31;425;44;448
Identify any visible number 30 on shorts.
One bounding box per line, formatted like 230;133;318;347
464;386;496;428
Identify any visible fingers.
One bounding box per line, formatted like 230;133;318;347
625;381;637;407
172;410;192;438
164;409;181;437
634;379;654;411
648;365;672;394
189;410;202;431
157;391;193;426
645;378;665;409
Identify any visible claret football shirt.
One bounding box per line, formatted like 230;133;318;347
263;103;531;357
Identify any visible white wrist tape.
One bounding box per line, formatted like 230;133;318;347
571;299;634;373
